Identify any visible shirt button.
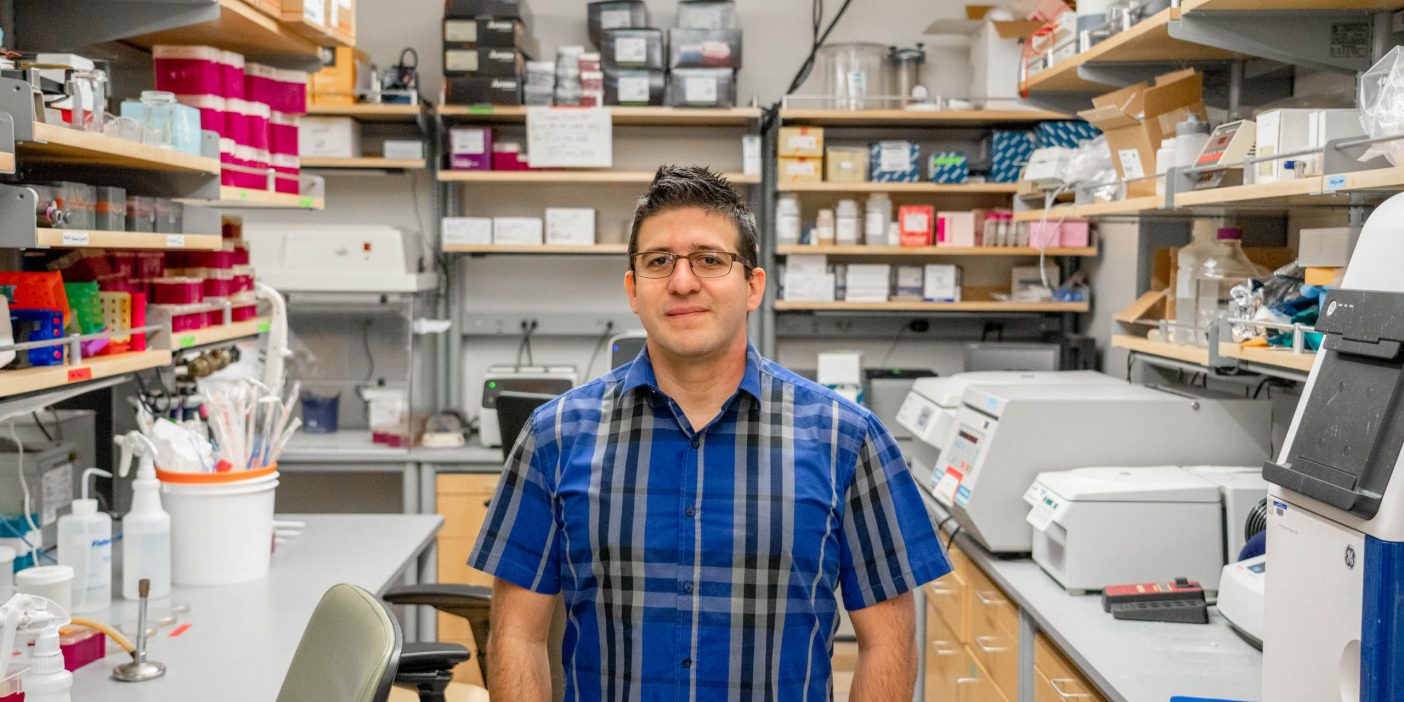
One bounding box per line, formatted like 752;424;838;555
682;658;692;668
690;438;700;448
683;582;694;593
685;506;696;518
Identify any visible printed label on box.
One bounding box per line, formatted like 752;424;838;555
601;9;633;30
619;76;650;103
615;37;647;64
1117;148;1146;179
1326;174;1347;191
62;230;89;246
166;234;185;248
685;77;718;104
451;129;486;155
903;210;929;233
790;134;818;151
789;160;817;176
880;143;910;173
444;20;477;42
445;50;479;73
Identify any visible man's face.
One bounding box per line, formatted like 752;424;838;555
625;207;766;362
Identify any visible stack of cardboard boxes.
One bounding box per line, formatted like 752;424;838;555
443;0;539;105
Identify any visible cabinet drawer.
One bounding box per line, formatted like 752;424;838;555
954;654;1010;702
925;600;966;702
438;492;499;540
925;571;969;642
1034;634;1107;702
965;563;1019;640
438;537;494;588
965;566;1018;700
438;473;501;496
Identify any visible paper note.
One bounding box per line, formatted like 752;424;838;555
527;107;613;168
1118;148;1146;179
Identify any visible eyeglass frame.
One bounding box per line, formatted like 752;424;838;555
628;249;754;279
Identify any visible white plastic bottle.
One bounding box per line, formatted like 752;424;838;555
864;194;891;246
775;195;801;245
835;199;859;245
1174;220;1219;346
1155;138;1176;197
116;433;170;600
22;625;72;702
1174;114;1211;169
56;468;113;613
815;209;835;245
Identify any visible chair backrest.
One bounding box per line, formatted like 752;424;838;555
496;391;557;461
277;583;403;702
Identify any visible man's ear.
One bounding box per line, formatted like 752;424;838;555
625;270;639;314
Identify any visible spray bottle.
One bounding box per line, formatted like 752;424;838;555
0;593;72;702
56;468;113;613
115;433;170;600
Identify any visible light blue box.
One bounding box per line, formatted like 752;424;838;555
120;101;203;156
989;130;1036;183
869;141;920;183
1035;120;1101;148
928;151;969;184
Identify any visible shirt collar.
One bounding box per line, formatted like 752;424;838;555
621;342;763;402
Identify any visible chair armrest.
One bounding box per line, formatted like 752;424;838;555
382;583;492;609
396;642;472;675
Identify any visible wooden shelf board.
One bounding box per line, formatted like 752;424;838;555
24;122;221;175
1336;166;1404;192
1012;195;1167;222
777;244;1098;257
777;182;1018;194
172;317;269;350
186;188;325;210
306;103;423;121
1222;344;1318;373
437;106;761;126
437;170;760;184
0;349;171;400
1023;8;1244;93
125;0;321;62
1112;334;1212;365
301;157;425;169
777;108;1066;126
35;229;223;251
443;244;628;255
0;152;14;172
1183;0;1404;11
1173;177;1326;207
277;11;354;48
775;300;1090;313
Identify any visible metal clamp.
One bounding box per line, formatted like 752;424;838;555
973;635;1008;653
1050;678;1093;699
973;590;1007;606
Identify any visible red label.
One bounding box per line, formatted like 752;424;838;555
67;367;92;382
169;623;192;638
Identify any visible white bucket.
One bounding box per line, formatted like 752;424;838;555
161;470;278;586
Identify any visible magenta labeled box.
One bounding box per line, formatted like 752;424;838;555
450;126;494;170
154;45;221;95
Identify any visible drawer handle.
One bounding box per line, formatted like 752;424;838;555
973;636;1007;653
1050;678;1093;699
973;590;1007;606
928;584;954;595
955;677;979;702
929;639;961;656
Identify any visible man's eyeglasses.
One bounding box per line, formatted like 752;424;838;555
630;250;749;279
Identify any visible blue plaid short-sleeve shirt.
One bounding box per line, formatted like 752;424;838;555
468;344;950;701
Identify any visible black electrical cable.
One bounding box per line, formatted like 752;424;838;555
31;412;52;442
879;322;906;367
584;321;616;380
362;319;377;382
946;524;963;552
761;0;856;133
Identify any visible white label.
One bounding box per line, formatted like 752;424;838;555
685;76;718;104
934;467;962;507
615;37;647;64
880;143;911;174
848;71;866;96
166;234;186;248
451;128;487;155
40;463;73;527
1326;174;1348;191
790;134;818;152
903;210;929;233
445;50;479;72
62;230;89;245
302;0;326;26
1256;144;1277;180
444;19;477;42
1117;148;1146;179
526;107;613;168
788;160;817;177
742;135;762;176
1025;489;1058;533
618;75;650;103
600;8;632;30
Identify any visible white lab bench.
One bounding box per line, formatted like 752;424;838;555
69;513;442;702
922;492;1263;702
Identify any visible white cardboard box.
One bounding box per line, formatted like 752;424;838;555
937;211;982;248
1299;226;1361;268
300;117;361;158
492;217;544;246
442;217;492;246
545;208;597;245
1255;109;1313;184
1307;109;1365;175
924;264;961;301
817;351;863;386
383;139;425;160
782;271;835;302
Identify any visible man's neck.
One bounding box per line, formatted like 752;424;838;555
648;337;749;430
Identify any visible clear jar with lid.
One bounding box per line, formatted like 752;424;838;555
776;194;801;244
815;208;836;245
140;90;179;148
835;199;859;245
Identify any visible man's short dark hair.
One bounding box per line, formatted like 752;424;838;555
628;165;759;277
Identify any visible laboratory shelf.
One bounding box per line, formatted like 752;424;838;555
443;244;627;255
436;170;760;185
1012;195;1169;222
1113;334;1317;377
437;105;762;126
776;182;1019;194
169;317;270;351
124;0;323;66
22;122;221;175
306;103;425;121
1022;7;1245;93
774;299;1090;313
0;350;171;401
775;108;1066;127
777;244;1098;257
300;157;426;170
1224;344;1318;373
1173;177;1331;208
277;6;354;48
34;228;223;251
187;187;326;210
1181;0;1404;11
1112;334;1213;366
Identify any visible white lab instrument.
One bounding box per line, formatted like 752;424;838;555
115;432;171;600
608;330;647;370
243;224;438;292
1261;192;1404;701
1218;555;1265;649
1024;465;1265;592
945;383;1270;553
895;370;1124;496
478;366;577;447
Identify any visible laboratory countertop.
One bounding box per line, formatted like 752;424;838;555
279;429;503;465
71;513;443;702
924;495;1263;702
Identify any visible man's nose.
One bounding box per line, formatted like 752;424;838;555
668;258;703;293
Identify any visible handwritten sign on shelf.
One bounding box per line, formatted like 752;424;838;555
526;107;613;169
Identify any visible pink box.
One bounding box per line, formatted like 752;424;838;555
151;304;208;332
246;101;271;152
245;63;279;108
274;170;300;195
223;98;250;146
275;69;309;115
150;277;204;305
153;45;221;95
175;94;226;137
1028;220;1090;248
220;51;245;100
232;304;258;322
450;127;494;170
270;112;299;156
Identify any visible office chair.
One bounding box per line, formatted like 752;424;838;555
276;583;471;702
495;391;558;461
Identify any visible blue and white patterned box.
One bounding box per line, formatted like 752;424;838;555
870;141;920;183
989;130;1036;184
1035;120;1101;148
928;151;969;184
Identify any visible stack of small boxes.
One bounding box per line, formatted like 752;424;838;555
153;46;308;195
443;0;538;105
586;0;741;107
442;207;598;247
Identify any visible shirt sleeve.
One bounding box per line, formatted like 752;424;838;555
467;409;562;594
837;413;951;610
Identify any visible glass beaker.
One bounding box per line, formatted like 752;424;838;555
140;90;179;148
817;43;889;110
